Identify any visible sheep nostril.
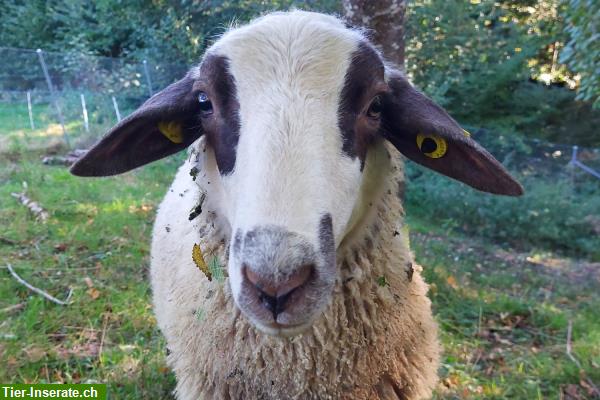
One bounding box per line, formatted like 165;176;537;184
244;264;314;319
245;267;278;297
258;289;296;320
258;292;277;315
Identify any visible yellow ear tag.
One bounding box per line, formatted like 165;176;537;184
192;243;212;281
416;133;447;158
462;129;471;138
158;121;183;144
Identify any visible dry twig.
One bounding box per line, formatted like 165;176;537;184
42;149;88;167
6;263;72;306
10;192;49;222
0;237;19;246
0;302;25;313
98;313;109;365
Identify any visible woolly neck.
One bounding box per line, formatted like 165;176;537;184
160;139;437;399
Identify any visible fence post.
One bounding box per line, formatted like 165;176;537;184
80;93;89;133
570;145;578;164
26;91;35;130
36;49;70;147
111;96;121;122
566;145;600;181
143;59;153;97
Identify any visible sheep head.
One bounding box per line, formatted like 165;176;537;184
71;11;522;337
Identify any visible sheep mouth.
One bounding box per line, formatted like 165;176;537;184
237;275;334;337
251;319;313;338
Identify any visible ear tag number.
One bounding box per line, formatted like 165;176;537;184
192;243;212;281
416;133;447;159
158;121;183;144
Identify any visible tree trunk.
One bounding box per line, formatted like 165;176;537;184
342;0;407;69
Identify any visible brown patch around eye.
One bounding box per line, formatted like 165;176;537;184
198;54;240;175
338;42;386;171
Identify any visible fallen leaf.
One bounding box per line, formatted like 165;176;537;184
53;369;65;383
159;366;170;374
563;384;585;400
192;243;211;281
580;378;597;397
53;243;68;252
39;365;50;381
24;346;46;362
446;275;458;289
429;283;437;294
87;288;101;300
119;344;135;354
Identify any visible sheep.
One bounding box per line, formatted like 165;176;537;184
71;10;522;399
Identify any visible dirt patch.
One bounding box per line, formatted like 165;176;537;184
412;231;600;287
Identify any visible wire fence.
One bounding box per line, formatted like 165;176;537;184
465;126;600;182
0;47;599;182
0;46;188;149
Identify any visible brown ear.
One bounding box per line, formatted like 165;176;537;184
70;73;202;177
381;70;523;196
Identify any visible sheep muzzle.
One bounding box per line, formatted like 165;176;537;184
230;216;335;337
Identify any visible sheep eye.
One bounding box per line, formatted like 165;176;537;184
198;92;213;115
366;96;383;119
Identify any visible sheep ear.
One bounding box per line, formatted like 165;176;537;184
70;74;202;176
381;71;523;196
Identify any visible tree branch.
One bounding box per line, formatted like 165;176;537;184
6;263;72;306
10;192;49;223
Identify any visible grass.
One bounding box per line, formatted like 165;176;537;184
0;144;181;398
1;135;599;398
0;93;138;152
405;134;600;261
407;216;600;398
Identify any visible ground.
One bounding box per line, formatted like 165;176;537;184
0;144;598;399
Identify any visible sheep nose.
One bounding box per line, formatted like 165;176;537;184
244;264;313;319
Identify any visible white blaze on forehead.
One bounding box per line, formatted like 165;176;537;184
209;11;365;243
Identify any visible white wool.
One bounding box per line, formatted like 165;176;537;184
150;10;440;400
151;140;440;399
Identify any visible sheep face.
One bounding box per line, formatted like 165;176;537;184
71;11;522;338
201;14;376;336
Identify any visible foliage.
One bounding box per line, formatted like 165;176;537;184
560;0;600;107
406;0;564;101
1;0;598;144
0;0;340;64
405;0;600;146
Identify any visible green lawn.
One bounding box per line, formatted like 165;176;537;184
1;137;598;398
0;146;180;398
408;218;600;398
0;96;136;152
